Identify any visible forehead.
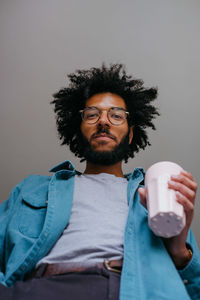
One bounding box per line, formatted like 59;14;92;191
85;93;126;109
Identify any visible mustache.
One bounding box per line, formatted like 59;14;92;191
90;127;117;141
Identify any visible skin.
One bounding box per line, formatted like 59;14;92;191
81;92;133;177
81;92;198;268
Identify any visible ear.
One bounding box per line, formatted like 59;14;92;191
129;126;134;144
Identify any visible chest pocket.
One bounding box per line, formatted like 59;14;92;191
18;193;48;238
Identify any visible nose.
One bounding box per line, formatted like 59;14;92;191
97;111;110;127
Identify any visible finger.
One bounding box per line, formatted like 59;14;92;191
170;174;198;192
181;170;195;181
168;180;196;203
176;191;194;214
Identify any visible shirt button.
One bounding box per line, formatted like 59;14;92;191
183;279;189;285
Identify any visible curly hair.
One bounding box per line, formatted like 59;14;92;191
51;63;159;162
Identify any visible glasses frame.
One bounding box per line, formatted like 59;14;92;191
79;106;129;126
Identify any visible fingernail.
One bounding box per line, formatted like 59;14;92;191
168;180;175;185
176;191;182;198
181;170;187;174
171;175;179;179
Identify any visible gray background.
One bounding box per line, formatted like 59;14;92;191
0;0;199;246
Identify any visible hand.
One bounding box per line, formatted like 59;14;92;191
138;170;198;268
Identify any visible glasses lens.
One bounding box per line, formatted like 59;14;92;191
108;108;127;125
82;107;99;124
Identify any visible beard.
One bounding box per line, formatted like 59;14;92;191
79;128;130;166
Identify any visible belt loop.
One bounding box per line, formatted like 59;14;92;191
106;265;121;300
34;264;48;278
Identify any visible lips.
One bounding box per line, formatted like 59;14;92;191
91;133;116;141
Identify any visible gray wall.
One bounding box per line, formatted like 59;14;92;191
0;0;199;246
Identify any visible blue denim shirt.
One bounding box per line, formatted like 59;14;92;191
0;161;200;300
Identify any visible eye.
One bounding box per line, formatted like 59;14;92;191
84;109;99;120
110;112;123;120
86;112;99;119
115;113;123;119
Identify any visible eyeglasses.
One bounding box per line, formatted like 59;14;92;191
79;106;129;125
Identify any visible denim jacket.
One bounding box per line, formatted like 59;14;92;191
0;161;200;300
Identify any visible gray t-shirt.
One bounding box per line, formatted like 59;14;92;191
37;173;128;267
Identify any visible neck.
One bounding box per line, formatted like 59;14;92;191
84;161;124;177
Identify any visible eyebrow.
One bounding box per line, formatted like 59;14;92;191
84;106;126;110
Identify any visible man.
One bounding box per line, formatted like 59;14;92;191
0;64;199;300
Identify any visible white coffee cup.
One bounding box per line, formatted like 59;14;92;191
145;161;186;238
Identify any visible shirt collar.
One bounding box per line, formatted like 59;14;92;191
49;160;145;183
49;160;75;173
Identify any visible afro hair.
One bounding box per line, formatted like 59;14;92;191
51;63;159;162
